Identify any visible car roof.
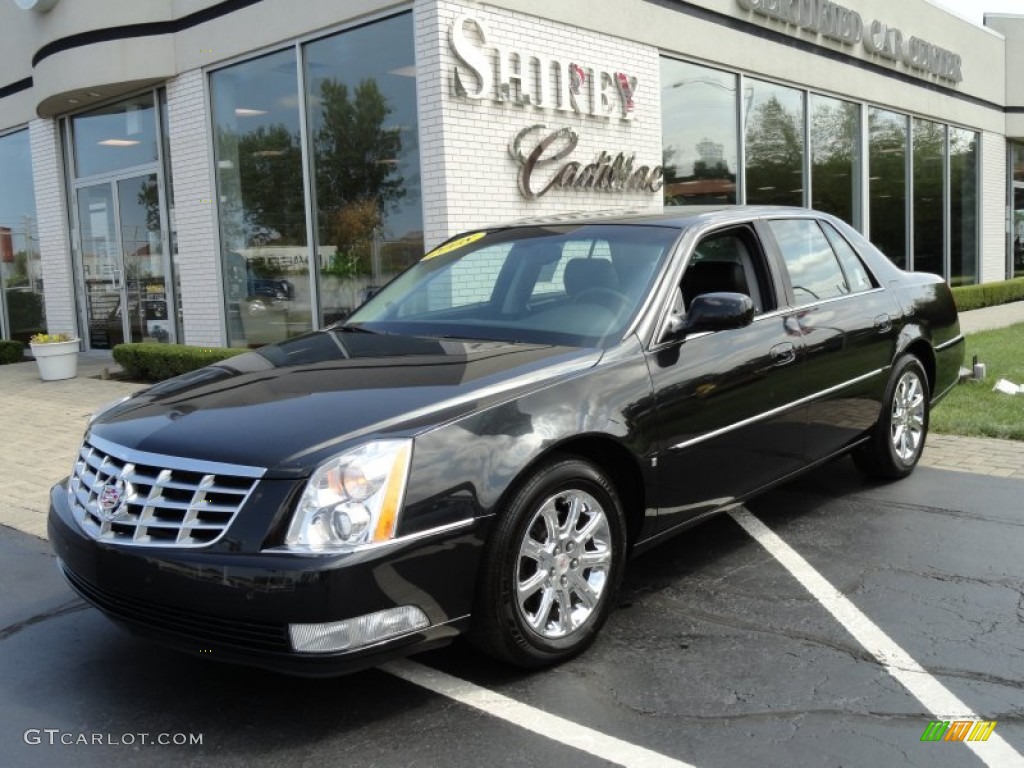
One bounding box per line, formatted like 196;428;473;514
493;205;828;231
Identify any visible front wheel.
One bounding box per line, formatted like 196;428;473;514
470;457;626;668
853;355;930;479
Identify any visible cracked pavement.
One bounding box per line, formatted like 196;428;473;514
1;457;1021;767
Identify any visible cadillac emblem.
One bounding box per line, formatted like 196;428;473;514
97;478;130;520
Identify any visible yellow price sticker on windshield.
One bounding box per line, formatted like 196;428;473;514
421;232;486;261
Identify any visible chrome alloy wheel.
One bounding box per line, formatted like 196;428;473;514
890;370;926;462
515;489;612;639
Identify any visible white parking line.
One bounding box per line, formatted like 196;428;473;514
729;508;1024;768
382;659;698;768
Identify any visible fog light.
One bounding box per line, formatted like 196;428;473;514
289;606;430;653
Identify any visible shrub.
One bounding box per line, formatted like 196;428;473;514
951;278;1024;312
0;340;25;365
112;343;247;382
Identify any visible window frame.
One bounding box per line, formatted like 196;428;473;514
760;216;868;309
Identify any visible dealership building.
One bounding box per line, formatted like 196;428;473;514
1;0;1023;350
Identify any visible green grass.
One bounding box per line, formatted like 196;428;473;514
931;322;1024;441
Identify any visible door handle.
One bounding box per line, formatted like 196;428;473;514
873;314;892;334
770;342;796;366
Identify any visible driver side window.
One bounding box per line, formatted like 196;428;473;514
678;228;773;315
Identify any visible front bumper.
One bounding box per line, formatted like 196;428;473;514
48;483;482;676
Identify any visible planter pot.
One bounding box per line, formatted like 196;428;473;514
29;339;80;381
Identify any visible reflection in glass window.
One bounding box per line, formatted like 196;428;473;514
0;129;45;343
349;225;677;347
745;80;804;207
810;95;859;226
305;14;422;327
768;218;849;303
950;128;978;286
821;221;874;293
660;59;738;205
72;93;158;178
868;109;908;269
211;48;312;347
913;118;945;278
1011;142;1024;279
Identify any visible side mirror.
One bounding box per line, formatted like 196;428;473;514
680;292;754;335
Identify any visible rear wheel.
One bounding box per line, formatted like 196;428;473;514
853;355;930;479
470;457;626;668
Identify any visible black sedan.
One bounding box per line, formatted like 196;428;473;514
48;207;964;675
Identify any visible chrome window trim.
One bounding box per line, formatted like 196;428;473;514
85;433;267;478
752;286;887;321
668;367;887;452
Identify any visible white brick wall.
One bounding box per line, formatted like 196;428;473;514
416;0;664;249
166;69;224;346
29;118;77;338
980;131;1007;283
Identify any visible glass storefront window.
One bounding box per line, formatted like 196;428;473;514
304;13;422;326
0;129;45;343
211;48;312;347
1011;142;1024;279
868;108;908;268
912;119;945;278
810;95;859;226
949;128;978;285
71;92;159;178
744;79;804;207
660;59;738;205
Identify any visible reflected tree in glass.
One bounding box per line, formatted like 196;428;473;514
950;128;978;285
745;82;804;207
211;47;312;348
810;96;859;226
868;109;908;268
659;59;738;205
0;129;45;344
912;119;945;278
314;78;404;301
305;14;422;326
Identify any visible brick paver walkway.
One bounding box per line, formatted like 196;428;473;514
0;359;142;539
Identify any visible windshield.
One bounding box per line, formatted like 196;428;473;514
345;224;680;347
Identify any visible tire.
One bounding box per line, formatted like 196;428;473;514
853;355;930;480
470;457;627;668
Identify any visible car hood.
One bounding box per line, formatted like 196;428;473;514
90;331;600;474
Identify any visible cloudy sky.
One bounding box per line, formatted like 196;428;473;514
929;0;1024;25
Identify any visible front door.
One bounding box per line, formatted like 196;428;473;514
646;225;809;536
76;173;171;349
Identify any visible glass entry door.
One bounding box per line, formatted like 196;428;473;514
77;173;171;349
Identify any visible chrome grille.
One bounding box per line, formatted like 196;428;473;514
68;434;264;548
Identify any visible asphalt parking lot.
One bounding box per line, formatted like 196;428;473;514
2;457;1021;768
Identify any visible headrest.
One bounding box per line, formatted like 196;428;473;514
564;259;618;298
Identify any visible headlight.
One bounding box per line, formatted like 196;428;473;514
283;439;412;552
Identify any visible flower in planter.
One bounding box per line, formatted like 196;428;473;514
30;333;75;344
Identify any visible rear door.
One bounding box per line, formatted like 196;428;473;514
759;216;902;459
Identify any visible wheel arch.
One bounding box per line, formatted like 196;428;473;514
493;434;649;549
899;336;936;395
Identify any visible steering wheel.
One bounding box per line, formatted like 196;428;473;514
572;286;630;315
